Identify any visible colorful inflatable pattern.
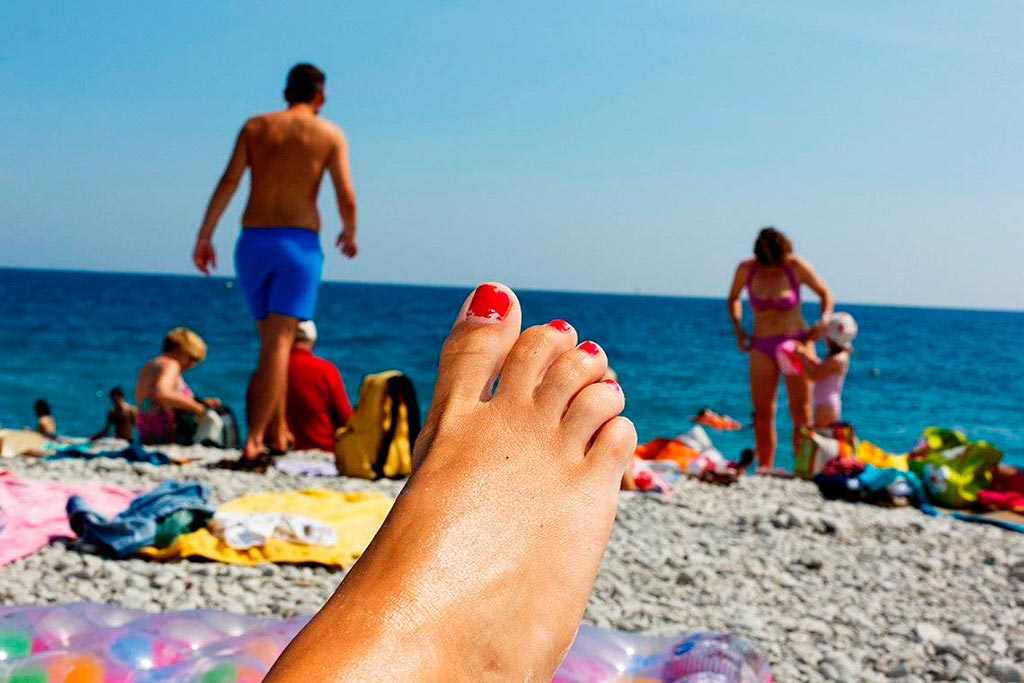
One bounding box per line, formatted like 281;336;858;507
555;629;773;682
908;426;1002;508
0;604;772;682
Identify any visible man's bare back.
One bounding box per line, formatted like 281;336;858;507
193;102;357;274
241;110;347;231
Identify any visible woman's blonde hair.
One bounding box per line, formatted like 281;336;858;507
162;327;207;363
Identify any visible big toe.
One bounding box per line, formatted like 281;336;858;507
415;283;522;463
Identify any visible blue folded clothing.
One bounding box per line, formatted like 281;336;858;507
67;481;213;557
48;442;172;466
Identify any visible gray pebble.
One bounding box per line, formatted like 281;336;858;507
0;449;1021;683
992;659;1024;682
915;623;945;644
819;653;855;681
887;662;910;678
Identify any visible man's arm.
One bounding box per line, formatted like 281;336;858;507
90;410;114;441
327;128;358;258
193;124;250;274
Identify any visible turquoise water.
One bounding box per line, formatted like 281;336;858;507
1;268;1021;468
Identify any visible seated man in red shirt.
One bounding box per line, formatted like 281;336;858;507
286;321;353;451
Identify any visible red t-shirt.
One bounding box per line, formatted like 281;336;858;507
286;348;354;452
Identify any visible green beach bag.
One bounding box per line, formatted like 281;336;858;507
913;426;968;454
909;428;1002;508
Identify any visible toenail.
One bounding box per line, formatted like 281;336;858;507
547;319;572;333
466;284;511;322
602;379;621;391
578;340;601;356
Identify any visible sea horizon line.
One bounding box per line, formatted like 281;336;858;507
2;265;1021;316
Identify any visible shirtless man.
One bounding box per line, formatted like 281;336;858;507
90;386;138;441
192;63;357;462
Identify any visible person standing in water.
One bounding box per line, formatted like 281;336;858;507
726;227;833;471
192;63;358;463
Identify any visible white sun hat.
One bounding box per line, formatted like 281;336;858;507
826;312;858;348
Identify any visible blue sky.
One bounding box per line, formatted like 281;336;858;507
2;1;1021;310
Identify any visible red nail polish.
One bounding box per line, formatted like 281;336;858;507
466;285;511;321
603;379;620;391
578;340;601;356
547;319;572;333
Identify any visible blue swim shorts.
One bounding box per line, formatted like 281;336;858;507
234;227;324;321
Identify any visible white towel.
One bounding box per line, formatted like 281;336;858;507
211;512;337;550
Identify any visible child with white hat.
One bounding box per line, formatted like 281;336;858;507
795;312;858;427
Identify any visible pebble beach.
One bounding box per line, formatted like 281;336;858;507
2;447;1022;683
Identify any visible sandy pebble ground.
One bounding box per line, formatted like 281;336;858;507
2;446;1023;683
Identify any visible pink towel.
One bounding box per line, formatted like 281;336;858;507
0;470;137;565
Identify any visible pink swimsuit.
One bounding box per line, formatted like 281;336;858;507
746;263;807;360
138;363;194;445
747;263;800;313
813;356;848;415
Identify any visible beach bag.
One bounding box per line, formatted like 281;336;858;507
912;426;967;454
794;423;856;479
195;405;241;449
908;434;1001;508
334;371;420;480
173;410;200;446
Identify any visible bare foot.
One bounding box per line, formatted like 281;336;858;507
264;433;294;455
265;283;636;682
240;436;266;461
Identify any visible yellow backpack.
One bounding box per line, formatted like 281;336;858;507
334;371;421;480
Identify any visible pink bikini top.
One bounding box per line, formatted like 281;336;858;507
746;263;801;313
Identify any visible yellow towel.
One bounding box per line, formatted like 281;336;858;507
139;489;392;568
855;440;909;471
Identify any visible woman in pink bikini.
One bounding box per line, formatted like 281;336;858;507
134;327;221;445
726;227;834;470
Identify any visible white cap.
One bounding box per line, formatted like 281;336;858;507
295;320;318;344
826;312;857;348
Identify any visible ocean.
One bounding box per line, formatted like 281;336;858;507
1;268;1021;468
